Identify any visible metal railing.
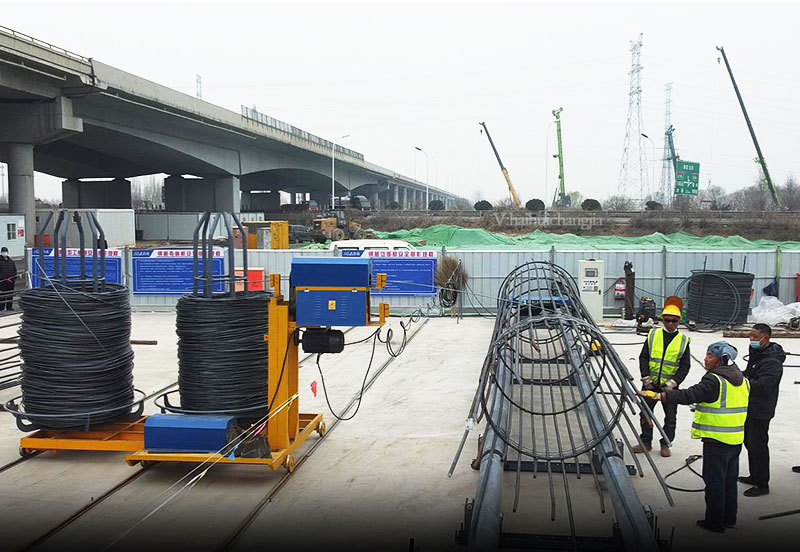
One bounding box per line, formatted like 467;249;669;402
240;106;364;161
0;25;91;64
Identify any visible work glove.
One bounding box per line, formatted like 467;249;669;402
641;376;654;390
663;379;677;391
638;390;662;401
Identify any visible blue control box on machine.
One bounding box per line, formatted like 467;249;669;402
291;257;372;327
144;414;238;453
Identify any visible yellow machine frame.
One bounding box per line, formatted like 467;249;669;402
126;272;388;472
19;417;148;456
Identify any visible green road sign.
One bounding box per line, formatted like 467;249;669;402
675;160;700;195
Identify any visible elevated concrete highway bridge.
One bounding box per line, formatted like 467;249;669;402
0;26;464;243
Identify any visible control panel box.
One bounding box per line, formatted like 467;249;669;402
291;257;373;327
578;259;604;322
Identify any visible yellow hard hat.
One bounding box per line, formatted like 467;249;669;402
661;296;683;318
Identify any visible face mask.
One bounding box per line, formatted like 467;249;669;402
749;341;763;350
0;253;7;258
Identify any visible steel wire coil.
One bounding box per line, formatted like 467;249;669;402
16;283;135;430
175;292;270;417
684;270;753;328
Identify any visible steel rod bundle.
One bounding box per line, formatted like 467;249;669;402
172;293;270;417
15;283;136;430
459;262;672;551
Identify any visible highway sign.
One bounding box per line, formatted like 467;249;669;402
675;161;700;195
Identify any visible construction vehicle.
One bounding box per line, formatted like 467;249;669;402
313;209;366;241
552;108;570;208
716;46;781;207
479;122;522;208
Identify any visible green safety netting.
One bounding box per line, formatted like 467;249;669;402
367;225;800;250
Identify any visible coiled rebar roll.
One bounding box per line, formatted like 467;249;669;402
17;283;135;430
176;293;270;417
685;270;753;327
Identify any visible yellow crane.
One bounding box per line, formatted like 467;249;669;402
479;122;521;208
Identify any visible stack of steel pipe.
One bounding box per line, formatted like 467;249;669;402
458;261;673;551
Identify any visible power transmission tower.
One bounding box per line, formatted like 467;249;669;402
617;33;648;205
659;83;674;205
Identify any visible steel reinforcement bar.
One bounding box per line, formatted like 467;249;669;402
461;261;673;551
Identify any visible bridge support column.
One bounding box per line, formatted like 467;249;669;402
213;176;240;213
392;184;399;204
62;178;132;209
371;192;380;211
241;190;252;211
416;190;423;209
164;175;239;212
7;143;35;245
400;187;408;210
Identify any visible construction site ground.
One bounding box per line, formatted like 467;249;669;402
0;313;798;551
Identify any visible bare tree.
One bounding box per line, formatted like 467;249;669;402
779;174;800;211
131;175;164;210
603;195;633;211
699;184;728;210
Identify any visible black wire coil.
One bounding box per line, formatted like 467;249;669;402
17;283;135;430
686;270;753;327
176;293;270;417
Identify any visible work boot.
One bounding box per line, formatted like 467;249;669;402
792;466;800;473
632;443;652;453
738;475;756;485
743;486;770;497
660;445;671;457
696;520;725;533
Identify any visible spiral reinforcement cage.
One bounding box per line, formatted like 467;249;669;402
458;262;674;551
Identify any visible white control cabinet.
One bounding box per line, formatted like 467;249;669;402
578;259;604;321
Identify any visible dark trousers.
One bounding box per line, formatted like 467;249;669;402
702;440;741;528
744;417;771;488
639;395;678;447
0;281;13;310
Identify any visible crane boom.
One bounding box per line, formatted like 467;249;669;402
552;108;569;207
479;121;522;208
716;46;781;206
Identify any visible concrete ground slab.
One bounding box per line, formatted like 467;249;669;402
0;312;798;551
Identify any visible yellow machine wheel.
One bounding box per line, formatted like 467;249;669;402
317;421;327;437
19;447;34;458
285;454;296;473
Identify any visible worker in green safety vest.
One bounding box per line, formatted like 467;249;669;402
641;341;749;533
633;296;691;458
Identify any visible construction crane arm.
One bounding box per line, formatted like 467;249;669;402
479;122;522;208
716;46;781;206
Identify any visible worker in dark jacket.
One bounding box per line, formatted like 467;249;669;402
633;296;691;457
0;247;17;311
641;341;749;533
738;323;784;497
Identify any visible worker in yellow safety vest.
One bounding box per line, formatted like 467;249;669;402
633;296;690;457
640;341;749;533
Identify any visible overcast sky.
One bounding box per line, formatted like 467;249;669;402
2;0;798;204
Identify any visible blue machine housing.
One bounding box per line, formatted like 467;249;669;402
291;257;372;327
144;414;238;453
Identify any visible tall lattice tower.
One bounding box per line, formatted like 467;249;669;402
617;33;648;204
659;83;674;205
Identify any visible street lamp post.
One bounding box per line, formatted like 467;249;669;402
415;146;429;210
640;133;657;204
331;134;350;210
